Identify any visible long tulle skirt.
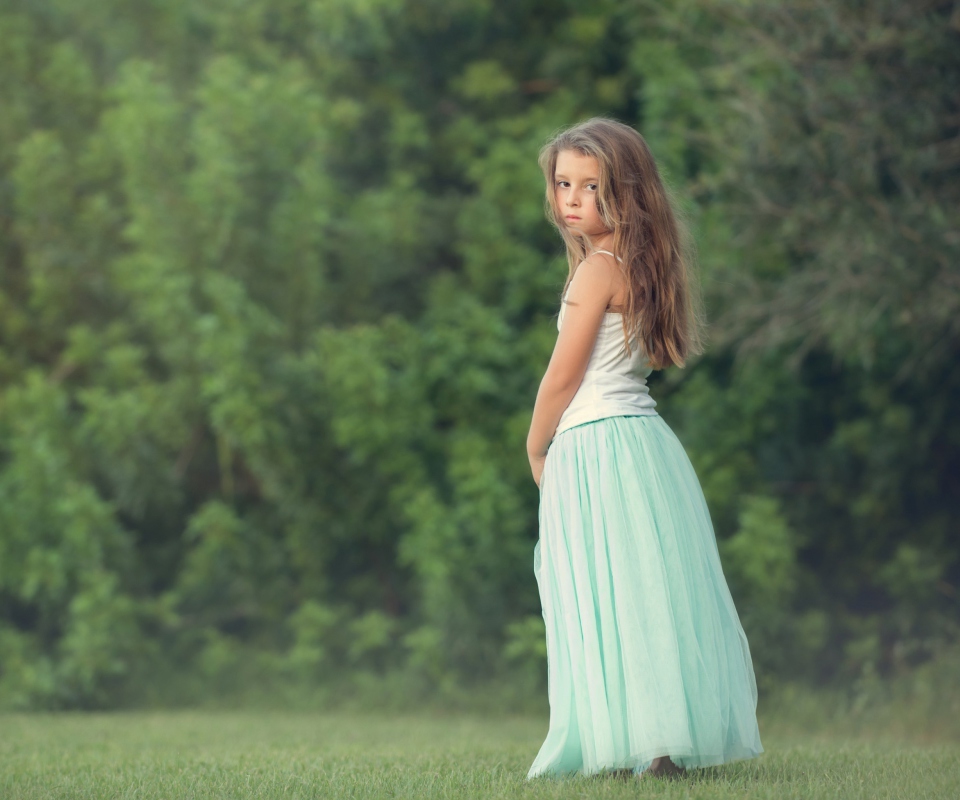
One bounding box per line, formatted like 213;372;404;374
527;414;763;779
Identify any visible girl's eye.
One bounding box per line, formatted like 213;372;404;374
556;180;569;188
587;183;598;191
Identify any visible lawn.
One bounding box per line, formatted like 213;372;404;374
1;711;957;799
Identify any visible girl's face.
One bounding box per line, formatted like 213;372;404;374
554;150;608;240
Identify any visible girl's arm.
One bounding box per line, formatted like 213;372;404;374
526;253;618;481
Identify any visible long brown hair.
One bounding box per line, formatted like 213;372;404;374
539;118;704;369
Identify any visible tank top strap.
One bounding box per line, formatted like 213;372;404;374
591;249;623;262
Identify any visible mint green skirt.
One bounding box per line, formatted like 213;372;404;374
528;414;763;779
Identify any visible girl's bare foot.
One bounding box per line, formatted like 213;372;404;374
647;756;685;778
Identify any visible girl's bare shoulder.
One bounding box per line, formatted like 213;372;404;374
575;251;626;309
573;250;619;287
562;252;620;314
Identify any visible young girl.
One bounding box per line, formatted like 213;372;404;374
526;118;763;780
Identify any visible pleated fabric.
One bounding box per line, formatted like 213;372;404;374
527;414;763;779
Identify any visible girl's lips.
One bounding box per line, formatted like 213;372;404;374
565;215;581;220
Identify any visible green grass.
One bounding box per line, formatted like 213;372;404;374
1;711;957;799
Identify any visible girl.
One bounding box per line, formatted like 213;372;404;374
525;118;763;780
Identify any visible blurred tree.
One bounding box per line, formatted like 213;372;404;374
0;0;956;708
654;0;960;680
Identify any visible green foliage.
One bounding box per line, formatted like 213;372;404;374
0;0;957;708
722;495;796;607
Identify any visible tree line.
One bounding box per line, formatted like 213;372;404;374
0;0;957;709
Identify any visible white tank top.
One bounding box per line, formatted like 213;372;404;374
553;250;658;438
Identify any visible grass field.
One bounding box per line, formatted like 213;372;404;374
2;711;957;799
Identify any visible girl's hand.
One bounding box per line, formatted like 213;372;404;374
529;451;547;488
